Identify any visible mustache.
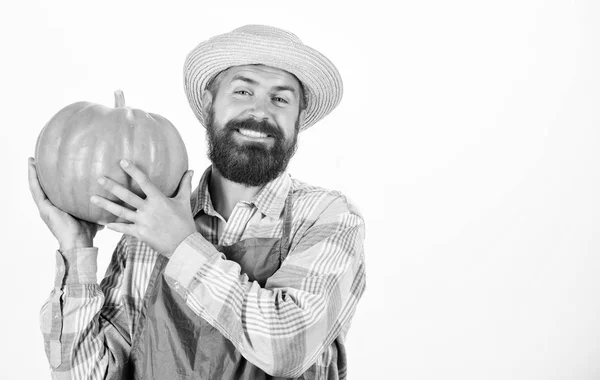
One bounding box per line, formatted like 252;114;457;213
225;118;283;139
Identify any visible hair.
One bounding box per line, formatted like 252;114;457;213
205;66;308;112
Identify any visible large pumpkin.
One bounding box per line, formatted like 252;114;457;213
35;90;188;224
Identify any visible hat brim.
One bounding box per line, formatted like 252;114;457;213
184;30;343;131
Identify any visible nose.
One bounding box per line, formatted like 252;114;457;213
248;96;270;121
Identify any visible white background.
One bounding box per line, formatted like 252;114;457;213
1;1;599;379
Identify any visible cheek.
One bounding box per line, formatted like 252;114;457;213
275;109;301;136
212;103;239;126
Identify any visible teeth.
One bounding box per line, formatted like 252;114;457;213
239;129;268;138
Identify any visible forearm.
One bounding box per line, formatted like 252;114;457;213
164;220;366;377
40;244;130;379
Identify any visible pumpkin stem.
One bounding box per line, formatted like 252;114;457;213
114;90;125;108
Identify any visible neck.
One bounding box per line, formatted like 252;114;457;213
208;166;262;220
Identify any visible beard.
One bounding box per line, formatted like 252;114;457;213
205;108;299;187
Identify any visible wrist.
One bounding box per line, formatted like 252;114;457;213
59;237;93;252
163;230;197;258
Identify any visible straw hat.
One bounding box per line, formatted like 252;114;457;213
183;25;343;131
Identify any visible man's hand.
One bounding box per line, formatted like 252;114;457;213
91;159;196;257
28;157;103;251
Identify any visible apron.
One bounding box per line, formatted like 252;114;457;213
128;191;296;380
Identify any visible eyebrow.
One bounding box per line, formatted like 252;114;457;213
272;85;296;93
230;75;297;94
231;75;259;86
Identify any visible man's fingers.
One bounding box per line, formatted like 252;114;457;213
176;170;194;201
28;157;50;209
105;222;136;237
97;176;145;210
119;160;161;198
90;195;138;222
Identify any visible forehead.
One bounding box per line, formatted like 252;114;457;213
217;64;302;91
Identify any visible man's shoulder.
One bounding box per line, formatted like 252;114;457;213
289;177;362;221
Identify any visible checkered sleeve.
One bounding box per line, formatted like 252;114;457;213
40;235;131;380
165;194;367;377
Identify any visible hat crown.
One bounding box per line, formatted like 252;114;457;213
231;24;303;44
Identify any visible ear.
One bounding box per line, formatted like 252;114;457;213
298;109;307;128
202;90;213;115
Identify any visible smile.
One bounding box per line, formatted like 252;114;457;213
236;128;272;139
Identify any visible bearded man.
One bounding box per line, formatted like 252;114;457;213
29;25;366;380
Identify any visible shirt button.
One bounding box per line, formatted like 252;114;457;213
173;282;179;289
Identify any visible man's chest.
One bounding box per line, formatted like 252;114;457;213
195;204;286;246
119;209;289;322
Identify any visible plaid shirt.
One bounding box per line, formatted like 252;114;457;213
40;166;366;379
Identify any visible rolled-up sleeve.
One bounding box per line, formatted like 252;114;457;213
40;235;132;379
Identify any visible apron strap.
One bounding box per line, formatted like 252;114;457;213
278;188;294;263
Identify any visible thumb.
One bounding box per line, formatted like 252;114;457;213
177;170;194;201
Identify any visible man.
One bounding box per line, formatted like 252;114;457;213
29;25;366;379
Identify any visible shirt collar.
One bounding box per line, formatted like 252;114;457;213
191;165;291;220
190;166;217;218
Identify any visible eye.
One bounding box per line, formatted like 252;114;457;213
234;90;251;96
273;96;288;104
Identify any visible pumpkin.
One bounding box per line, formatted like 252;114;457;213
35;90;189;224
